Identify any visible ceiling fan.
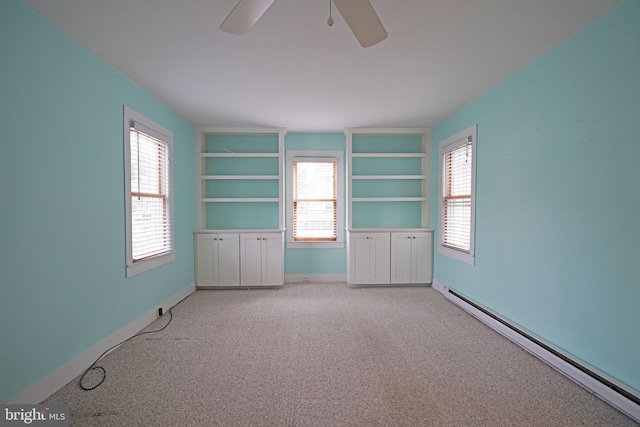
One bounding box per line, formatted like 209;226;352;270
220;0;387;48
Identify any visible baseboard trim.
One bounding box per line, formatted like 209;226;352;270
6;282;196;404
430;280;447;294
285;274;347;283
431;280;640;423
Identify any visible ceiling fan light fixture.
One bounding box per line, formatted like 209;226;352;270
219;0;387;47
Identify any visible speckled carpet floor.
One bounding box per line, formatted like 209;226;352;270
45;283;637;426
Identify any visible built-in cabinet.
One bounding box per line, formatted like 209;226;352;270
348;230;433;285
195;231;284;288
194;128;285;288
346;128;433;286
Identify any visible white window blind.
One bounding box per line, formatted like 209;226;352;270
293;161;337;241
130;123;172;262
442;141;472;252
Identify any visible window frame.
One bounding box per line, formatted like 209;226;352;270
123;106;175;277
286;150;344;249
438;124;477;265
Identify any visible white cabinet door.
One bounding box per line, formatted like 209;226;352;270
348;230;432;286
240;233;263;286
196;234;218;286
260;233;283;286
218;233;240;286
350;233;372;284
349;232;390;285
389;231;433;284
369;233;391;284
240;232;284;286
411;232;433;284
390;232;412;284
196;233;240;287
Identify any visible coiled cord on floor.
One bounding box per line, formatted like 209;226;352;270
79;309;173;391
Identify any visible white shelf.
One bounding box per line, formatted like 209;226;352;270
352;197;426;202
351;153;426;158
352;175;425;180
201;152;279;158
202;198;280;203
201;175;279;180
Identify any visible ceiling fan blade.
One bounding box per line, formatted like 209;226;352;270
332;0;387;47
220;0;276;35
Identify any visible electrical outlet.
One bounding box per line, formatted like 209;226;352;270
302;275;310;282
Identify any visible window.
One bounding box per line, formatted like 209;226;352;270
438;125;476;265
294;161;337;241
286;151;344;248
124;106;174;277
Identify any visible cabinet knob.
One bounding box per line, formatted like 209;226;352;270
407;236;411;239
413;237;416;239
214;238;218;241
257;238;261;240
219;238;223;241
262;238;267;240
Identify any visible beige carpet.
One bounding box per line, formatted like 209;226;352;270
45;283;638;426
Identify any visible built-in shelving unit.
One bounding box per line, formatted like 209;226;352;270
194;128;286;288
196;127;285;230
345;128;431;229
345;128;434;286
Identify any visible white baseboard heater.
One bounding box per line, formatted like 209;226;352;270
441;285;640;423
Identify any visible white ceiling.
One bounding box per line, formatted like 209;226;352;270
23;0;621;131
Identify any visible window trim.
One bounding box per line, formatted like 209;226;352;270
286;150;344;249
123;106;175;277
438;124;477;265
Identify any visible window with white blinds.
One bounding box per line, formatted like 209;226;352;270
293;161;337;241
130;126;172;260
443;142;472;251
439;125;476;265
285;150;344;249
124;107;174;277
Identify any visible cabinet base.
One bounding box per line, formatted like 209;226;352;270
196;284;284;290
347;282;432;288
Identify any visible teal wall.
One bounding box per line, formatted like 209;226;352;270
431;0;640;393
284;133;346;275
0;0;196;402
